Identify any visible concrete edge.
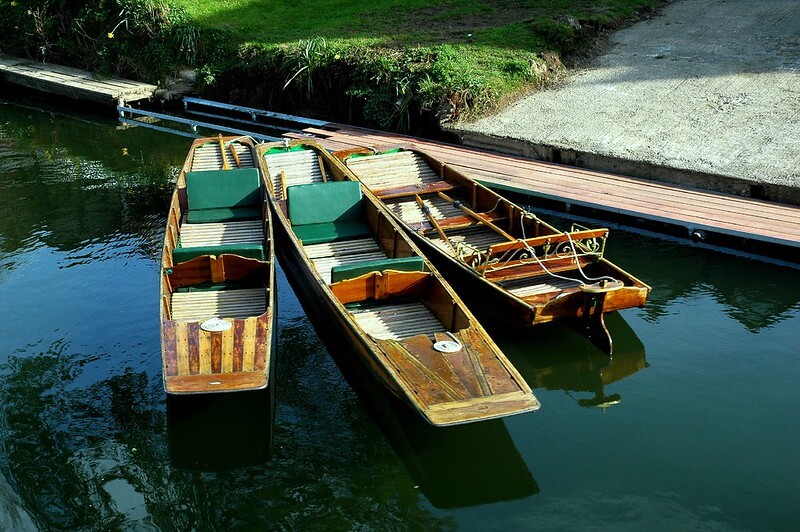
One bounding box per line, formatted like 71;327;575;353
452;130;800;207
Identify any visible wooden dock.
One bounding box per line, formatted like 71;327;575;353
288;124;800;262
0;57;157;106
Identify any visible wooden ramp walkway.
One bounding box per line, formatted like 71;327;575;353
288;124;800;262
0;57;157;105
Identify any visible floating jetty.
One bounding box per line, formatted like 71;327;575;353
0;56;156;106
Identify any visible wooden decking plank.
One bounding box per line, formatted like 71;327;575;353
467;167;798;239
327;126;790;216
304;125;800;250
0;57;157;103
179;220;263;247
465;160;798;220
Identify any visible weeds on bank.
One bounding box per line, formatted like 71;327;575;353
0;0;662;131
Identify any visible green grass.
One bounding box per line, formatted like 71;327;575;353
170;0;662;129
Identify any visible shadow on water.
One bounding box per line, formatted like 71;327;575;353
166;384;276;472
277;254;539;509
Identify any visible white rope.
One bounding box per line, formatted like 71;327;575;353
564;231;618;284
519;213;585;287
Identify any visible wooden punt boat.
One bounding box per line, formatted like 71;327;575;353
256;139;540;426
159;136;276;394
335;146;651;354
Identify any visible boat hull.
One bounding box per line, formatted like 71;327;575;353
260;140;540;426
159;136;276;394
337;146;650;353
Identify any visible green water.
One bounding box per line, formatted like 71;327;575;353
0;99;798;531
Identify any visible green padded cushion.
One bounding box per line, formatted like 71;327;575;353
186;168;261;211
330;256;426;283
287;181;362;226
293;220;370;245
186;206;261;224
172;243;264;264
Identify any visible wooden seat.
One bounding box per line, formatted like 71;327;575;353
171;288;266;322
350;300;444;341
305;237;387;284
330;256;425;283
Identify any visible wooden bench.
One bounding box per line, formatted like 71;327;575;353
330;256;425;283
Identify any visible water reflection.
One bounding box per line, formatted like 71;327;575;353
280;262;539;509
502;312;647;411
0;100;184;262
166;385;276;472
606;234;800;332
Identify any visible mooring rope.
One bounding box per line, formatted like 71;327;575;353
519;213;585;287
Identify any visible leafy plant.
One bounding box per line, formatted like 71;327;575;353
281;36;328;98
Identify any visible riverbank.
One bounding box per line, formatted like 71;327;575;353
451;0;800;205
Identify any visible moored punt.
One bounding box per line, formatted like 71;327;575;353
160;136;276;394
335;146;650;354
257;140;540;426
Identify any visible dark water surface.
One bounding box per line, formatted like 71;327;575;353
0;99;798;531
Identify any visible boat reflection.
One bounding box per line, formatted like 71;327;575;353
280;259;539;509
166;382;275;472
500;312;647;411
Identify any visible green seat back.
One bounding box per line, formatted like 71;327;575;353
287;181;362;225
330;256;426;283
186;168;261;211
172;243;264;264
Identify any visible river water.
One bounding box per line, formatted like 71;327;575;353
0;98;798;531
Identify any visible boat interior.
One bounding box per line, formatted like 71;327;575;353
262;145;472;341
342;149;630;304
162;139;271;324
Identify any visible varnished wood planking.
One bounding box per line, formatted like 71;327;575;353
162;320;178;377
243;318;257;371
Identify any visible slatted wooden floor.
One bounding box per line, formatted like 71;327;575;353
0;56;157;105
289;124;800;259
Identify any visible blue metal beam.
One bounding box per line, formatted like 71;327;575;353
116;106;281;141
183;97;329;127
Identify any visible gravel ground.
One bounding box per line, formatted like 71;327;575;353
453;0;800;189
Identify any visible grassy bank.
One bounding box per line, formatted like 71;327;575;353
0;0;663;132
